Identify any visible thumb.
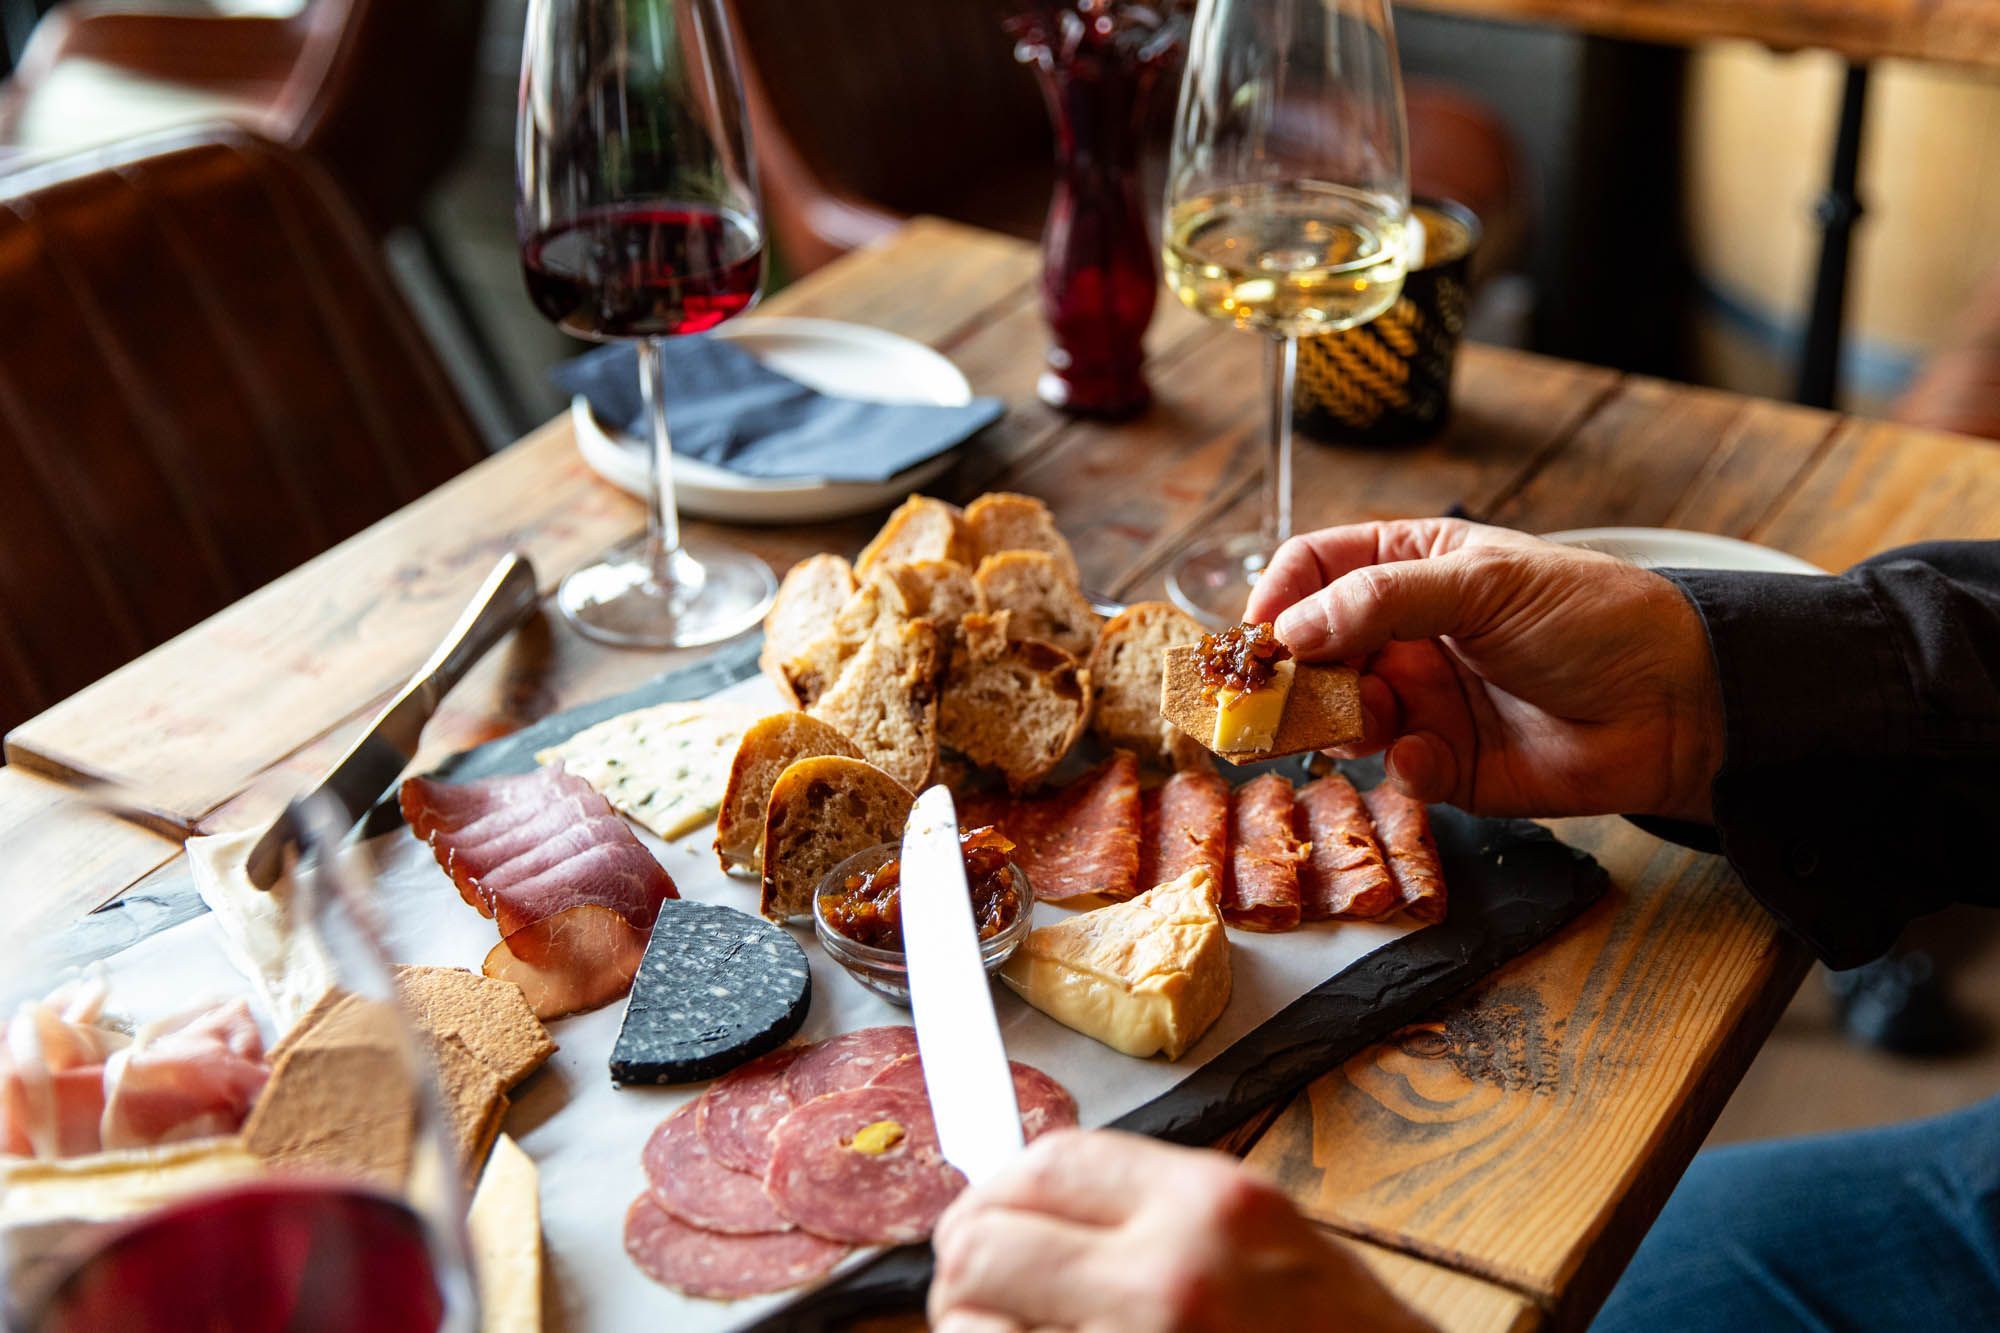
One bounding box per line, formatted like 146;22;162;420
1272;552;1492;661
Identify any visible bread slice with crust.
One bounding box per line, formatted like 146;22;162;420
872;559;982;633
773;579;910;708
760;756;914;921
939;611;1091;791
963;492;1080;585
761;554;858;704
855;495;971;575
973;551;1101;657
1088;601;1211;769
807;618;941;790
714;712;864;874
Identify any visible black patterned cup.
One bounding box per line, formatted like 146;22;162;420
1292;197;1481;446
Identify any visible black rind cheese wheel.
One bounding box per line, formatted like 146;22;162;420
610;899;811;1084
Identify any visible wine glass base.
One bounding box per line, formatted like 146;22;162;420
1165;531;1275;628
558;533;776;649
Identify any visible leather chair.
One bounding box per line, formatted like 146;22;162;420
725;0;1529;278
0;0;485;234
0;128;485;735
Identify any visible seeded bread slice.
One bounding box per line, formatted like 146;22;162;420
808;618;941;790
760;756;914;921
973;551;1101;657
1159;647;1364;761
855;495;971;575
760;555;858;704
714;712;864;874
1088;601;1211;769
963;492;1080;585
940;611;1092;791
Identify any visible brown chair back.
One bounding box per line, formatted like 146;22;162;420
0;128;484;734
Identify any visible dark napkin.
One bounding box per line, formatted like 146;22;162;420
551;336;1003;483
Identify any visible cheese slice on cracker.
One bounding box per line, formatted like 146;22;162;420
536;701;762;839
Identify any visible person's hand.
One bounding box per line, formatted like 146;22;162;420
928;1129;1433;1333
1243;518;1723;821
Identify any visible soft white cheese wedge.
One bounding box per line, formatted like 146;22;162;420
999;868;1231;1060
1211;657;1294;753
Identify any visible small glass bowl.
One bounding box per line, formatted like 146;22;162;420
813;841;1034;1006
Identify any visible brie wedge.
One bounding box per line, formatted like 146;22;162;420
999;868;1231;1060
1210;658;1295;753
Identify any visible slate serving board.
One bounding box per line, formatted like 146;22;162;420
66;634;1608;1327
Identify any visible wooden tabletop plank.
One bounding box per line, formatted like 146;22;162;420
1404;0;2000;72
0;767;181;938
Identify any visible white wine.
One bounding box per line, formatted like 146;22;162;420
1164;182;1406;337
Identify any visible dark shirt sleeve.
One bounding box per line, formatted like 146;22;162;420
1653;542;2000;968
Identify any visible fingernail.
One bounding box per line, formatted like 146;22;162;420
1274;601;1324;653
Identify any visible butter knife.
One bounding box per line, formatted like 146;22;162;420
243;552;539;888
899;784;1024;1185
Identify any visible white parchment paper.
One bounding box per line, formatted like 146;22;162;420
113;676;1413;1331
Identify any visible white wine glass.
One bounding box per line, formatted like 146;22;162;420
517;0;777;648
1162;0;1411;625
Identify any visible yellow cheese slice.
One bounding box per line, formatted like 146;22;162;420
468;1134;542;1333
1210;658;1294;753
998;869;1231;1060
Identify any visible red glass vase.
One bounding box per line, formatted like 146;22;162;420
1012;3;1182;419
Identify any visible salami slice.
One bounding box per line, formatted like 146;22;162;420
1138;767;1229;892
969;750;1140;903
1362;784;1447;923
1223;773;1305;931
624;1192;848;1300
781;1026;918;1105
1295;774;1399;920
763;1086;966;1244
868;1056;1079;1141
696;1046;802;1176
644;1105;793;1235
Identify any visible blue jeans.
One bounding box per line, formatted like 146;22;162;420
1592;1095;2000;1331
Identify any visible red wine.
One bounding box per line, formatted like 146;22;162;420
522;204;762;340
27;1181;449;1332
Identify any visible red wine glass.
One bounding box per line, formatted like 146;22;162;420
517;0;777;647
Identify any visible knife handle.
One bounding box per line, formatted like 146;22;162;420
406;553;540;713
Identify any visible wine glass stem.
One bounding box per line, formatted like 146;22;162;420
1264;332;1298;552
637;337;684;582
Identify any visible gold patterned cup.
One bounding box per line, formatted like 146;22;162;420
1293;197;1481;446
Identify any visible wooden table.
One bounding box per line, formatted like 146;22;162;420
9;217;2000;1328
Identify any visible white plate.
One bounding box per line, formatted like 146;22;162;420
1544;527;1827;575
571;316;974;524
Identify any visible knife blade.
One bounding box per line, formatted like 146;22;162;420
899;784;1024;1186
243;552;540;888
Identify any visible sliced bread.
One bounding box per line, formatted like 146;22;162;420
713;712;864;874
873;559;982;630
760;554;858;703
1088;601;1211;769
855;495;971;575
772;579;910;708
760;756;914;921
807;618;942;790
963;492;1080;584
973;550;1101;657
939;611;1092;791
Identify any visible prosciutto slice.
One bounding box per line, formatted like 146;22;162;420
1223;773;1305;931
402;765;679;1019
1296;774;1399;920
100;1000;269;1150
963;751;1140;903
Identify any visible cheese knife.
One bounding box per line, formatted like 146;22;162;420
243;551;540;888
898;784;1025;1186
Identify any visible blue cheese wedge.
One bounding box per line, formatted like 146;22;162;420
536;701;761;839
998;868;1230;1060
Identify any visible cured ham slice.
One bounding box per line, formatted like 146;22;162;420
1295;774;1399;920
1138;768;1229;892
1363;785;1447;923
963;750;1140;903
401;764;679;1019
100;1000;269;1150
1223;773;1305;932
